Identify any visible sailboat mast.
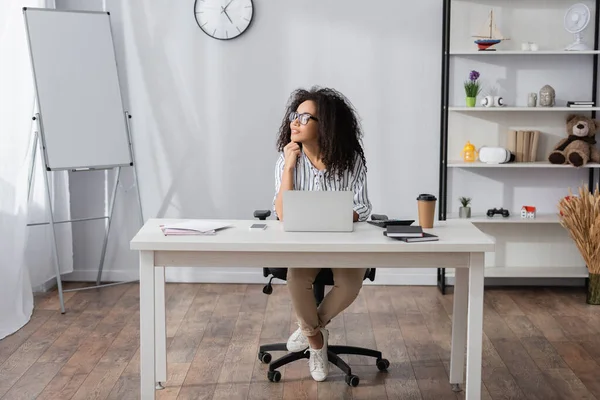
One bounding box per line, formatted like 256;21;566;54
489;10;493;38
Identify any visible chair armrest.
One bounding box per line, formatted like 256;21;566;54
254;210;272;220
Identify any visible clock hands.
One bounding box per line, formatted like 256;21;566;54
222;0;234;12
220;0;235;24
220;5;233;24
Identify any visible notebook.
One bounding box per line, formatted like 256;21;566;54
384;225;424;238
385;232;439;242
160;220;231;236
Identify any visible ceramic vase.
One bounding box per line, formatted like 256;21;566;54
459;207;471;218
466;97;476;107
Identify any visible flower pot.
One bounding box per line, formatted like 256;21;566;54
466;97;476;107
459;207;471;218
587;272;600;305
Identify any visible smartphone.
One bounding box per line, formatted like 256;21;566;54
250;223;267;230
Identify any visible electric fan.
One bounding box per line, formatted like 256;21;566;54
564;3;591;51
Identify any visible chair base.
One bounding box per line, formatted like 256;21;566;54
257;342;390;386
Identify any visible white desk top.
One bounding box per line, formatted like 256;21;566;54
130;219;495;253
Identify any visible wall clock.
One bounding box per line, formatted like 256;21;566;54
194;0;254;40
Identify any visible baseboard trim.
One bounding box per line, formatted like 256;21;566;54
445;276;587;287
62;268;438;286
32;277;59;293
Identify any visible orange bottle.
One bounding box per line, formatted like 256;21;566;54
461;141;478;162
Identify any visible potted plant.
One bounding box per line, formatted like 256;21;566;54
459;196;471;218
464;70;482;107
558;185;600;304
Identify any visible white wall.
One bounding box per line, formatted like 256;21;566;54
60;0;445;285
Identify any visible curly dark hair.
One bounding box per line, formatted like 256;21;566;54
276;86;366;177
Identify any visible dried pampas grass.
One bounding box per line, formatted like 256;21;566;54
557;185;600;275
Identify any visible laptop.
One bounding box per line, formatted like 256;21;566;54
282;190;354;232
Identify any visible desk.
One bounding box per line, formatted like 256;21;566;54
131;219;494;400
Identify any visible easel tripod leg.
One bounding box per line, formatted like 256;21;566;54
27;132;38;203
96;167;121;286
29;126;65;313
41;158;66;314
126;112;145;226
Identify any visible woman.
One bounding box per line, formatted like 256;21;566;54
272;86;372;381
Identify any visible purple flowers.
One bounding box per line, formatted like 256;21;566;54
464;70;482;98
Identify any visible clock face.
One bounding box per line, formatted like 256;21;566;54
194;0;254;40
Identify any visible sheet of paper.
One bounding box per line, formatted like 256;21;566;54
160;220;231;235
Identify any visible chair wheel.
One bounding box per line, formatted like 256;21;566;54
262;284;273;295
267;370;281;382
258;352;272;364
345;374;359;387
376;358;390;371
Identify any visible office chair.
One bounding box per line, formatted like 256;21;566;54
252;209;390;387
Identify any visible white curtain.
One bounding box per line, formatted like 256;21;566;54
0;0;73;340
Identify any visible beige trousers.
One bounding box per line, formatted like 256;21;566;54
286;267;367;337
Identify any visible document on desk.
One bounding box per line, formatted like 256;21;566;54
160;220;231;235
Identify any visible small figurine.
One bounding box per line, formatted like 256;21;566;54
539;85;555;107
461;141;478;162
521;206;536;219
527;92;537;107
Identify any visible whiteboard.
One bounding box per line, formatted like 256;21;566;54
23;8;132;170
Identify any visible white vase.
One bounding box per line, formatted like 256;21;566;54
459;207;471;218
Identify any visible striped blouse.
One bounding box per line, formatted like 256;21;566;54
273;151;372;221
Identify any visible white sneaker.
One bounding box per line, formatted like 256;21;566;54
286;326;309;352
305;328;329;382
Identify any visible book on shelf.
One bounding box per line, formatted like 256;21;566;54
567;101;594;108
507;130;539;162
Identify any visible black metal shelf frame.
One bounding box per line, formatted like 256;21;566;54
436;0;600;294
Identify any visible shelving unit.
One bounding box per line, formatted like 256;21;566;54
449;106;600;111
445;212;561;223
448;160;600;168
444;265;589;285
451;50;600;55
437;0;600;293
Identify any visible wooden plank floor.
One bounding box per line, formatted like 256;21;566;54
1;282;600;399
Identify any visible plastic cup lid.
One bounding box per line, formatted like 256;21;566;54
417;194;437;201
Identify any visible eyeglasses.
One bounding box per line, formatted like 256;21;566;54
288;111;318;125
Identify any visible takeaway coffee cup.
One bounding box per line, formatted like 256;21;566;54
417;194;437;228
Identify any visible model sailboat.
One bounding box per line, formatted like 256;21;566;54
473;10;509;50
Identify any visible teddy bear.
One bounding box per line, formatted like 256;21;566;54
548;114;600;167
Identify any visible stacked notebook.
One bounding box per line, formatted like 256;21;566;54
383;225;439;242
506;130;540;163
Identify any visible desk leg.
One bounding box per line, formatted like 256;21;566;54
140;251;156;400
155;267;167;389
466;252;485;400
449;266;468;391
